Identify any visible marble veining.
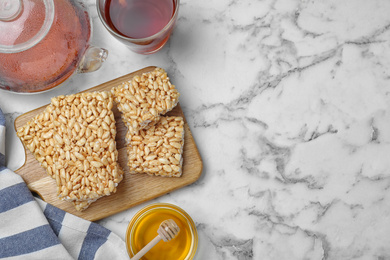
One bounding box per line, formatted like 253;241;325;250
1;0;390;259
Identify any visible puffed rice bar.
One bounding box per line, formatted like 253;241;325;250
17;91;124;211
127;116;184;177
111;68;180;135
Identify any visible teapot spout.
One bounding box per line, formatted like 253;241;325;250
77;45;108;73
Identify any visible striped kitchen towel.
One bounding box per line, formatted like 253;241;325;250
0;108;129;260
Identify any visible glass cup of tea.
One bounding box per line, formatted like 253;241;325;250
97;0;180;55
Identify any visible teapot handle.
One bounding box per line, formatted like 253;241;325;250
77;45;108;73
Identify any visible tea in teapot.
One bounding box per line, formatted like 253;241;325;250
0;0;107;93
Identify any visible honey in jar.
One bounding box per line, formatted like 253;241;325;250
126;203;198;260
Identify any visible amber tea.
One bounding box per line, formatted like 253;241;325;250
104;0;175;38
0;0;91;93
98;0;180;54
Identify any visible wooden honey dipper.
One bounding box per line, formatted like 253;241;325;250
131;219;180;260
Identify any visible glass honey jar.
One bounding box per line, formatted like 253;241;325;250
126;203;198;260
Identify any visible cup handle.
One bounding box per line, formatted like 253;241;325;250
77;45;108;73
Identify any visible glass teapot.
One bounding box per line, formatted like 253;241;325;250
0;0;108;93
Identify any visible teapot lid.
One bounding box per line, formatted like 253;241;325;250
0;0;54;53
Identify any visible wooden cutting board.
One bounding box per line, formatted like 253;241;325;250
14;66;203;221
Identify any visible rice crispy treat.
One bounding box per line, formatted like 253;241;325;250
111;67;180;135
127;116;185;177
15;108;59;178
17;91;124;211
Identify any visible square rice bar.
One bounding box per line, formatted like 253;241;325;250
127;116;184;177
112;67;180;135
17;91;124;211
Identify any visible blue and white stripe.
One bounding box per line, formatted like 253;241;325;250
0;108;129;259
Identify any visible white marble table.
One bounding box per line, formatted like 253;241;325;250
1;0;390;259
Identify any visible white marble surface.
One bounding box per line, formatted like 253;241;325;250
2;0;390;259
